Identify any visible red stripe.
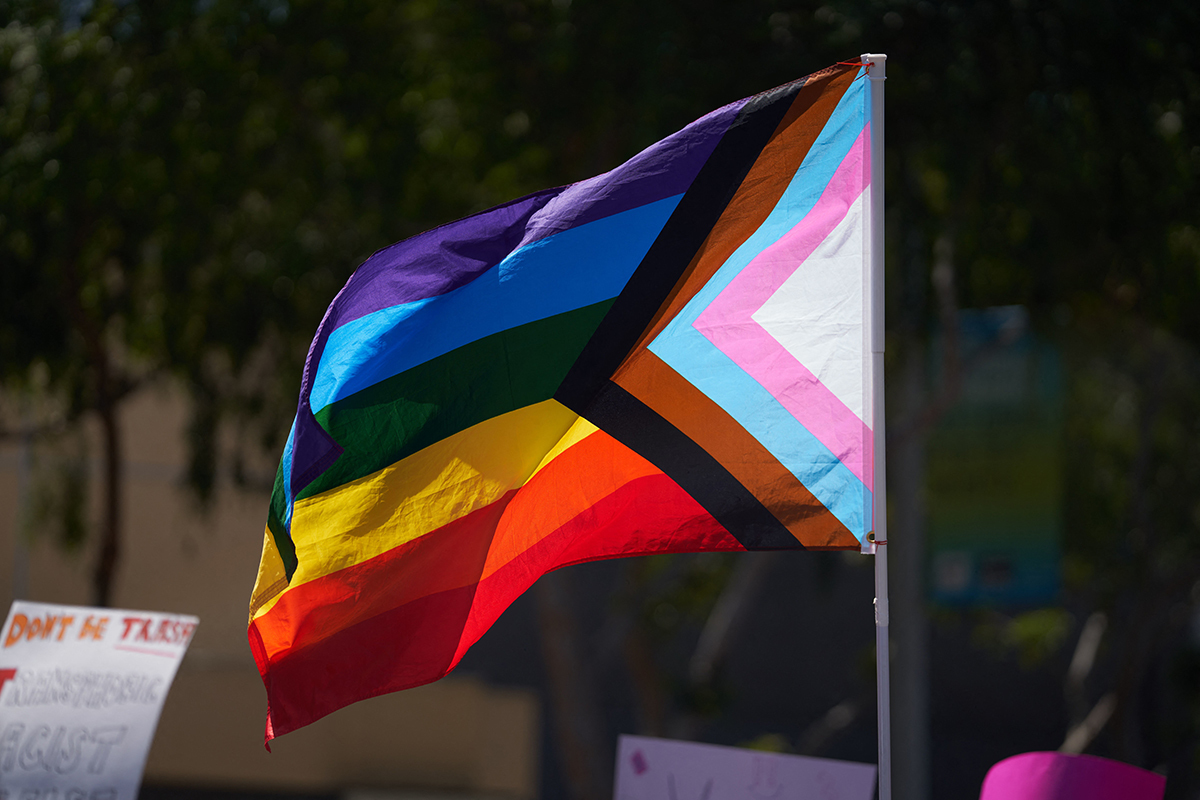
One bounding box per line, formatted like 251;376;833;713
258;580;482;736
254;472;740;738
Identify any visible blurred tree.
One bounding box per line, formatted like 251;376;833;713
0;0;569;604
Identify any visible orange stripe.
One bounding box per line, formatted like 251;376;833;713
482;428;661;579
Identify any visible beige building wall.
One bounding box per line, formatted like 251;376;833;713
0;384;539;798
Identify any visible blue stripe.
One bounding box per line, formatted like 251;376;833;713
280;416;297;530
648;72;872;540
309;195;683;414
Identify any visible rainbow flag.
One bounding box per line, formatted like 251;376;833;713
249;60;877;740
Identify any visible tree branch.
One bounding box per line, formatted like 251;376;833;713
1060;693;1116;754
688;551;777;687
1065;612;1107;727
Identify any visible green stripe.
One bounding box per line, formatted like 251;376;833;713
267;462;299;578
299;299;614;500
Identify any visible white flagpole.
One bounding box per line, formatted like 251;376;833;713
862;51;890;800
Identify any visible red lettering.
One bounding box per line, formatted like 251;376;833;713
120;617;155;642
0;668;16;695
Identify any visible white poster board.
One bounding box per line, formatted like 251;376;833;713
614;734;877;800
0;601;197;800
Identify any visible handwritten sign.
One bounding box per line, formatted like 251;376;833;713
614;734;877;800
0;601;197;800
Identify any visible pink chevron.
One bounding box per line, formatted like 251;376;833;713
692;124;873;488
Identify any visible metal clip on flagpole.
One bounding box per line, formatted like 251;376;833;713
862;51;890;800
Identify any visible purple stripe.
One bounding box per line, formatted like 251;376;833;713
518;97;749;246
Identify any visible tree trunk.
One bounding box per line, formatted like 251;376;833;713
60;245;125;609
92;393;122;608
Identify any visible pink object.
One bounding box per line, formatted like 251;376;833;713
979;752;1165;800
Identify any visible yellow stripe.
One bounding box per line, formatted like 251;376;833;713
281;399;579;593
248;526;289;622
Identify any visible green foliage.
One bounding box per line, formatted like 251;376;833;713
1063;317;1200;606
24;432;90;552
739;733;793;753
973;607;1073;669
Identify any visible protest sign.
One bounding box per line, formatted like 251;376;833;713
614;734;876;800
0;601;197;800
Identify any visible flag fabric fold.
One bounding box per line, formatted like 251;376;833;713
250;60;876;740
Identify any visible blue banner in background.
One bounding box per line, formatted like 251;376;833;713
927;306;1063;607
